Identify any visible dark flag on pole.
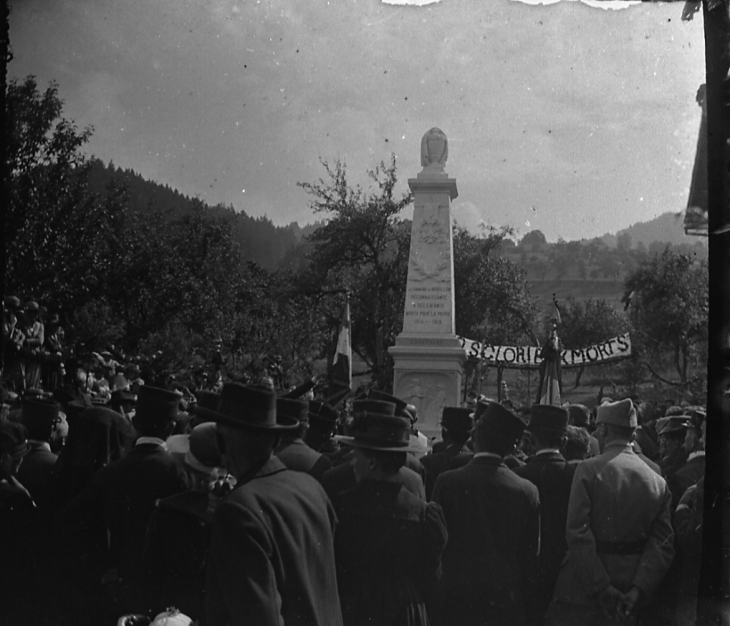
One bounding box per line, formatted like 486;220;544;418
327;297;352;406
536;296;563;406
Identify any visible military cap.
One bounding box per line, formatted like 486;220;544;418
657;415;690;436
475;401;526;447
596;398;638;429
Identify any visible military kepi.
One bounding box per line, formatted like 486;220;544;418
596;398;638;428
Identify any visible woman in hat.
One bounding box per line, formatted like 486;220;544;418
332;400;448;626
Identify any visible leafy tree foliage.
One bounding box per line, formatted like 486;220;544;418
624;249;708;385
519;230;547;247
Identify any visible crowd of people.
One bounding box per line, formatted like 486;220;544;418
0;297;709;626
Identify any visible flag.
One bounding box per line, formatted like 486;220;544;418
327;299;352;404
552;293;562;325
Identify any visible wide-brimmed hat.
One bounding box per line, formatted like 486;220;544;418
206;383;298;431
686;407;706;431
21;397;60;431
186;422;222;475
440;407;473;432
335;402;420;452
189;390;220;423
276;397;309;423
475;401;526;447
529;404;569;433
24;301;39;312
596;398;638;429
135;386;180;425
4;295;21;311
656;415;690;436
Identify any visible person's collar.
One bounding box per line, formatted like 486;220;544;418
136;436;168;449
27;439;51;452
688;450;705;462
534;448;561;456
605;440;632;451
473;451;503;461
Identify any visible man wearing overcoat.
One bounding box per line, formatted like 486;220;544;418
205;382;343;626
548;398;674;626
432;401;540;626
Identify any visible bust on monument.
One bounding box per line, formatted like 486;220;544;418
420;127;448;175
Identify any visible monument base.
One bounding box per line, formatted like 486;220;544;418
389;333;466;440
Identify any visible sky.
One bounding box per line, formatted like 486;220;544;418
8;0;705;242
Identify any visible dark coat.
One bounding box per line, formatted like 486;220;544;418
432;455;540;626
205;456;343;626
16;441;58;510
333;480;448;626
321;455;426;501
276;438;332;481
513;451;575;623
667;453;705;512
420;443;472;501
64;443;186;582
142;491;215;620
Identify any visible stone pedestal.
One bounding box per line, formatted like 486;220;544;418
389;129;466;438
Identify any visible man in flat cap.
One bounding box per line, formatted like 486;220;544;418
656;415;690;480
421;406;473;501
432;402;540;626
274;397;331;481
205;383;343;626
514;404;575;625
548;398;674;626
332;399;448;626
65;386;186;618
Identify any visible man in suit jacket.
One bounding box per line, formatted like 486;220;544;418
17;396;60;510
332;399;447;626
274;397;331;481
421;406;473;501
65;386;186;618
513;404;575;626
548;399;674;626
432;401;540;626
668;409;705;511
205;383;343;626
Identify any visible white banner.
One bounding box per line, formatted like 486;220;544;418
458;333;632;369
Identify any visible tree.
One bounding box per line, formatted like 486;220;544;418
558;298;629;387
519;230;547;247
624;249;708;385
298;156;413;388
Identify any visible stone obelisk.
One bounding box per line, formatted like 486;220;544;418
389;128;466;437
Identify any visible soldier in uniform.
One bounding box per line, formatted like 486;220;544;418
432;402;540;626
513;404;575;625
656;416;689;480
420;406;473;501
332;399;448;626
548;398;674;626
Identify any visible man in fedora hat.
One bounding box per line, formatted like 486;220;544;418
332;399;448;626
421;406;473;500
204;383;343;626
274;397;332;481
304;399;339;454
432;402;540;626
548;398;674;626
64;386;186;618
513;404;575;625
